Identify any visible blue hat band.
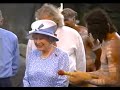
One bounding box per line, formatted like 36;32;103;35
27;24;59;41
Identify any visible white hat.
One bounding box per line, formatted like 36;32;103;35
27;20;59;41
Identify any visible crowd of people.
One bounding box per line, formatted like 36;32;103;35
0;3;120;87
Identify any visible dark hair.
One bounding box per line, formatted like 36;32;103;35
61;8;77;21
83;8;117;43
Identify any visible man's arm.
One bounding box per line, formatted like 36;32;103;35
12;36;20;76
87;40;120;86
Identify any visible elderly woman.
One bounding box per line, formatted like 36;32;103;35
26;3;86;73
23;20;69;87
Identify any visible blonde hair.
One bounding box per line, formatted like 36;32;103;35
35;3;64;27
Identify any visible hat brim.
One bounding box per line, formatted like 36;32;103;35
26;30;59;41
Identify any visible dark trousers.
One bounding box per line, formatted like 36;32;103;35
0;77;12;87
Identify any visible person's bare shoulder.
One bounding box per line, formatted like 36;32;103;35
106;39;120;62
77;25;88;35
107;39;120;49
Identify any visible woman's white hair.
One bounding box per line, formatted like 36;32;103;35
35;3;64;27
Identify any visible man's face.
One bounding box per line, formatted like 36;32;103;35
70;17;76;24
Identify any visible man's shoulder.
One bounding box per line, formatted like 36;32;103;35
78;25;88;30
0;28;16;35
107;39;120;48
62;26;80;35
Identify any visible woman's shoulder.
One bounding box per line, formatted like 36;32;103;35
29;49;40;57
55;47;69;57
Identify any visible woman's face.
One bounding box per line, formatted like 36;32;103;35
32;33;52;51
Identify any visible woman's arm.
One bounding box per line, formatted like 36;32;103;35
55;53;69;87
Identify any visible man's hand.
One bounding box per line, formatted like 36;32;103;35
58;70;93;85
68;71;92;85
